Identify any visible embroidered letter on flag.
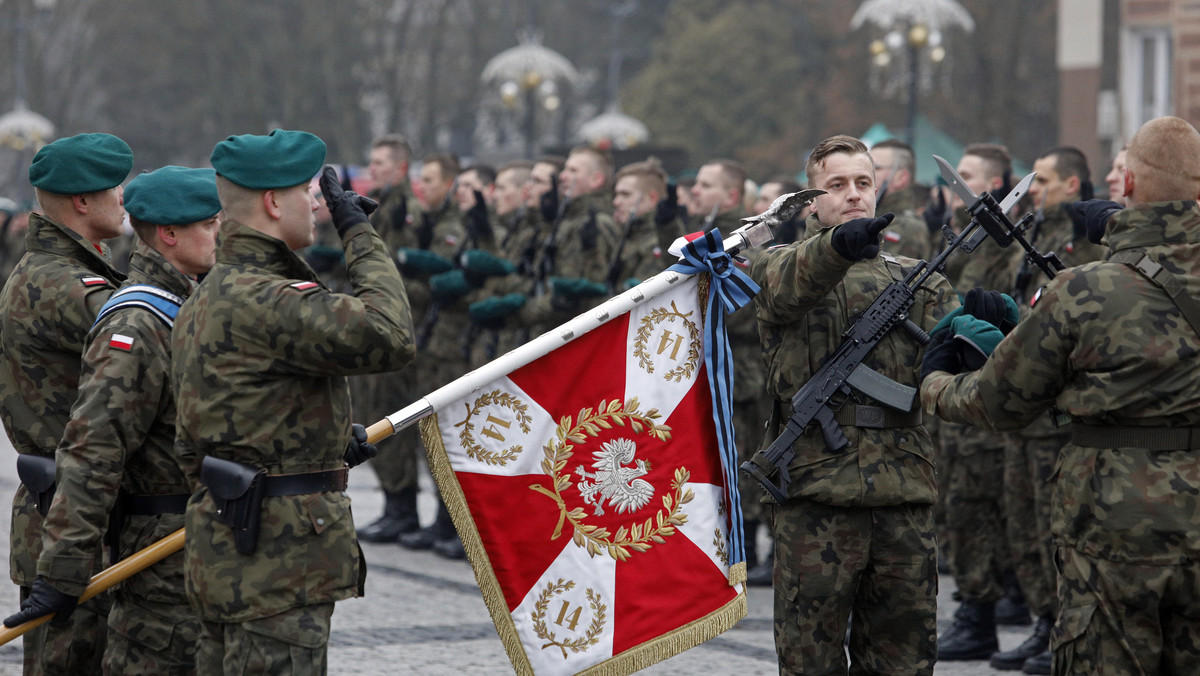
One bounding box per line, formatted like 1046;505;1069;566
418;233;755;675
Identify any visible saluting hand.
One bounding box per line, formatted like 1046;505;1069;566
319;165;379;237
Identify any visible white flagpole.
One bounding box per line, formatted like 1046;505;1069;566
364;220;773;444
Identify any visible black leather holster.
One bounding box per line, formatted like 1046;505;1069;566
16;454;56;516
201;456;266;555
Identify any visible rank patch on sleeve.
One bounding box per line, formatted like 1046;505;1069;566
109;334;134;351
80;276;109;288
289;281;319;292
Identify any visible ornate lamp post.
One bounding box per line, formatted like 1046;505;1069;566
851;0;974;144
482;31;579;158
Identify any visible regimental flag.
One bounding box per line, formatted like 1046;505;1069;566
418;233;754;675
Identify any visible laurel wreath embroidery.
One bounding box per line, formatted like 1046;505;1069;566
529;398;693;562
452;390;533;466
530;579;608;658
631;300;701;381
712;528;729;566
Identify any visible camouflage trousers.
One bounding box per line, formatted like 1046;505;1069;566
1053;546;1200;675
1004;433;1063;619
734;394;771;523
104;596;199;675
941;422;1008;602
19;585;109;676
196;603;334;676
769;500;937;675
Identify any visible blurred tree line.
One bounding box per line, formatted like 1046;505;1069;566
0;0;1057;189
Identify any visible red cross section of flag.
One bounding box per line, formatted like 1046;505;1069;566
418;270;749;675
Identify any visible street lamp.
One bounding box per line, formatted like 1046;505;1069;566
482;31;578;158
852;0;973;144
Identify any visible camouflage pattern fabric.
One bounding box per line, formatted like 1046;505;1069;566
750;215;956;672
923;201;1200;669
172;216;414;629
0;211;124;675
467;208;545;367
196;603;333;676
769;500;937;674
37;240;200;674
877;189;932;261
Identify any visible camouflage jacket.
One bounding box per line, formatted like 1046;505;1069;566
370;181;419;256
923;201;1200;563
707;208;768;402
877;189;932;261
752;217;958;507
39;240;197;599
607;212;684;289
516;190;618;328
172;216;415;622
940;209;1022;294
0;212;123;586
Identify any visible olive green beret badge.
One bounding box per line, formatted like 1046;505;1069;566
210;129;326;190
29;133;134;195
125;166;221;226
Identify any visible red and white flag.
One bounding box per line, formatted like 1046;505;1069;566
419;274;747;675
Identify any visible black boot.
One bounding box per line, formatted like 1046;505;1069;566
399;498;455;550
938;600;999;661
1022;650;1052;675
990;615;1052;670
356;487;419;543
995;569;1032;626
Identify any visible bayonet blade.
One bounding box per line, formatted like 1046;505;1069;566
998;171;1036;214
933;155;978;207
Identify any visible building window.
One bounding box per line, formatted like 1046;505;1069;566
1122;26;1172;139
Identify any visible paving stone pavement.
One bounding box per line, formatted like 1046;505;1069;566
0;428;1036;674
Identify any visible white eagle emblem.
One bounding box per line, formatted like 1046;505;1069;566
574;438;654;516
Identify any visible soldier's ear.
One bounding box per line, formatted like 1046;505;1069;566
157;224;178;246
1124;167;1135;199
262;189;284;220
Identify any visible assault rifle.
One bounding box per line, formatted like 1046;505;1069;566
740;164;1036;504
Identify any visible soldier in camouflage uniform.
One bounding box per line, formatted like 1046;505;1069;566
935;143;1028;662
922;115;1200;675
750;136;958;673
173;130;415;673
4;166;222;675
354;134;423;545
869;139;932;260
691;159;776;574
0;133;132;675
989;146;1107;673
609;158;685;291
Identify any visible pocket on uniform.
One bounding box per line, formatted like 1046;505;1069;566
108;601;176;652
301;493;349;535
1050;601;1097;675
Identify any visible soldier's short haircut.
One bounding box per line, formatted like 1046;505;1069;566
1039;146;1090;184
371;134;411;164
462;163;497;186
535;155;566;174
570;146;614;180
423;153;461;180
702;159;747;201
614;157;668;197
497;160;533;187
872;139;916;175
1127;116;1200;202
806;135;869;186
962;143;1012;182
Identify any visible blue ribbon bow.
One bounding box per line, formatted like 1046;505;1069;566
668;230;760;570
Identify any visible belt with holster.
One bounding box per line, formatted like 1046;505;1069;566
1071;422;1200;451
16;454;56;516
105;492;192;564
200;456;348;555
834;404;922;429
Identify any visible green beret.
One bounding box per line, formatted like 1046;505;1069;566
210;129;326;190
29;133;133;194
125;166;221;226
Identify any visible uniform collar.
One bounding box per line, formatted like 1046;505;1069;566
216;219;319;283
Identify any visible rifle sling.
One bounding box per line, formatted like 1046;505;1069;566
832;404;922;429
1110;250;1200;336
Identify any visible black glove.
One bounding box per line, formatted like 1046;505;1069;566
343;423;377;468
3;578;78;628
465;189;492;241
654;183;679;226
1064;200;1122;244
539;175;560;224
319;165;379;237
830;213;894;261
924;187;949;233
962;288;1018;334
919;331;962;383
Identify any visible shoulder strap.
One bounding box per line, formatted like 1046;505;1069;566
1110;249;1200;337
92;284;184;330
